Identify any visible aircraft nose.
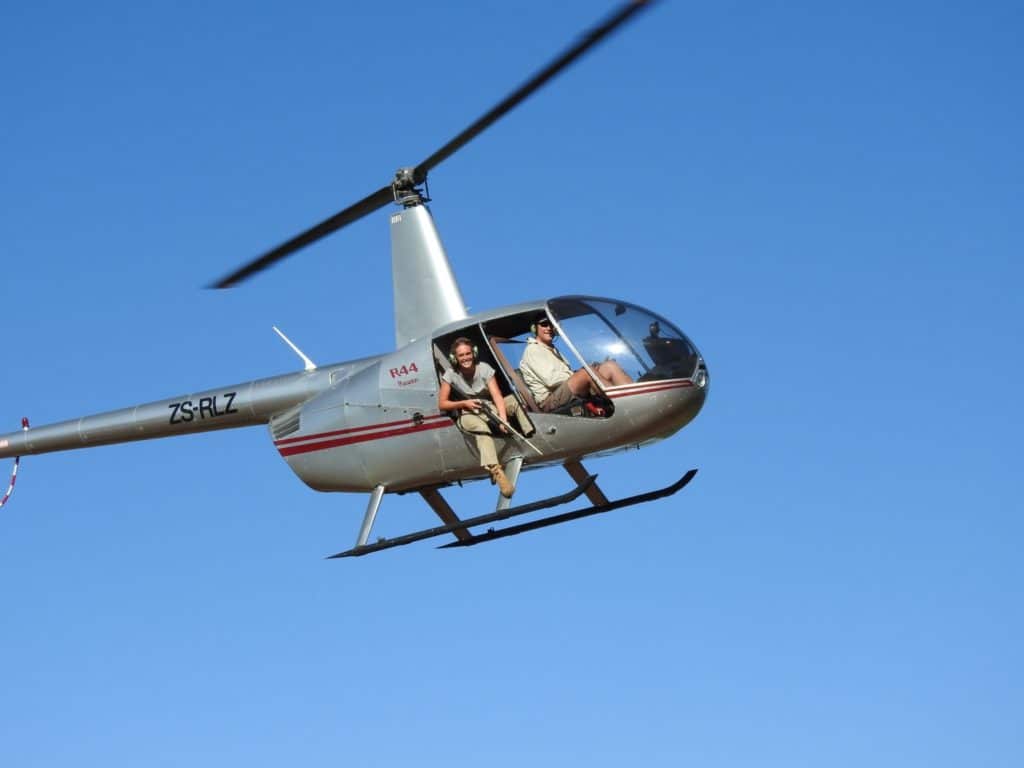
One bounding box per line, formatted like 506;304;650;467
676;376;707;427
663;363;708;430
604;367;707;442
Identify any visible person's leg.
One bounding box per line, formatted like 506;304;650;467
460;412;512;497
594;360;632;386
538;380;576;412
567;368;595;397
504;395;533;434
459;412;498;467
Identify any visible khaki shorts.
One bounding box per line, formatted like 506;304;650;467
538;380;575;412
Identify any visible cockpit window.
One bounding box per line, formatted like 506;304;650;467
548;297;699;382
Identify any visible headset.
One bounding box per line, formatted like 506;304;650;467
448;337;479;365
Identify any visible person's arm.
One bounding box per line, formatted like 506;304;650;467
438;380;481;412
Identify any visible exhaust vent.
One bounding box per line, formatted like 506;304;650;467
270;408;301;440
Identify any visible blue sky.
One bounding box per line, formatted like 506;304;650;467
1;1;1021;765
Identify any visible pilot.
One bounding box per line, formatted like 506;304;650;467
438;337;532;498
520;313;632;412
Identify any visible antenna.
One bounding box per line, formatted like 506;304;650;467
272;326;317;371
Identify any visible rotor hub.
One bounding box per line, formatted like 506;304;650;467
392;167;428;207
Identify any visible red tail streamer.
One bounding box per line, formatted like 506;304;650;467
0;418;29;509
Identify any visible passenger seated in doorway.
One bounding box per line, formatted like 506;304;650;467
438;338;533;498
519;313;631;413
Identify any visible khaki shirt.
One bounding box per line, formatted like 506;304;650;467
520;338;572;405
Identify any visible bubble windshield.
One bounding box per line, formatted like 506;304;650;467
548;297;700;382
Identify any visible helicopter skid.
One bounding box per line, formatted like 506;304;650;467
438;469;698;549
328;468;697;558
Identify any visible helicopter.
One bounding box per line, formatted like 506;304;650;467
0;0;708;557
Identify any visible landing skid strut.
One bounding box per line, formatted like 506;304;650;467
327;475;596;559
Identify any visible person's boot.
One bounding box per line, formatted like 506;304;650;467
487;464;514;498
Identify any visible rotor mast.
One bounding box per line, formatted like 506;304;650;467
389;168;467;347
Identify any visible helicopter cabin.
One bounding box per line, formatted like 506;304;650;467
431;295;702;420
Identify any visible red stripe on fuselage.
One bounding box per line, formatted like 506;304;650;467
278;418;453;457
274;414;450;447
606;380;693;399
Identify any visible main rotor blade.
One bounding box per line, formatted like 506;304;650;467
211;1;656;288
209;183;393;288
412;0;656;181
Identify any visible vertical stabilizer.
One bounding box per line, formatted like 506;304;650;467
390;205;467;347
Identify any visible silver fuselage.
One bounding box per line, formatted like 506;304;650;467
0;302;707;495
2;207;708;497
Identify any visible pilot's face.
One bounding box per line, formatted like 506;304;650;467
454;344;475;370
535;319;555;345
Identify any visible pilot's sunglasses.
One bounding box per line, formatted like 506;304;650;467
537;320;553;328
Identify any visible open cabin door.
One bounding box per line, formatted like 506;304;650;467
431;318;540;477
433;322;536;414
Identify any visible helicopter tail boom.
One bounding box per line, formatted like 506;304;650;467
0;367;342;460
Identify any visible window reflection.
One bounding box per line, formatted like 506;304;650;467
548;298;699;382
